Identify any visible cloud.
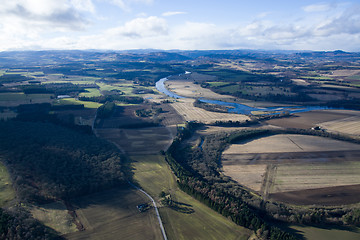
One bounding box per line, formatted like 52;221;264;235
105;0;153;11
302;3;333;12
315;5;360;36
225;3;360;50
107;16;168;38
71;0;96;13
162;11;187;17
0;0;91;31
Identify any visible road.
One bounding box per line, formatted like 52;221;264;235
92;101;168;240
128;181;168;240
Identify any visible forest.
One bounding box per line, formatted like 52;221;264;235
0;120;130;203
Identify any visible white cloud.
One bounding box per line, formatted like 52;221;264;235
315;5;360;36
0;0;91;31
1;1;360;52
303;3;333;12
105;0;154;11
226;3;360;51
70;0;96;13
107;16;168;38
162;11;187;17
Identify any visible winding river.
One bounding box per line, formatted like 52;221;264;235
155;73;328;115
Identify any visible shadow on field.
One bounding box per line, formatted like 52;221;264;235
167;201;195;214
277;222;360;240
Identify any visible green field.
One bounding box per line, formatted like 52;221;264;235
0;93;52;101
0;161;15;207
208;81;229;87
28;201;77;235
300;76;334;80
79;88;102;97
218;85;241;93
289;225;360;240
131;154;252;240
97;83;136;95
56;98;102;109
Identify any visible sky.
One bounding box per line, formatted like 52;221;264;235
0;0;359;51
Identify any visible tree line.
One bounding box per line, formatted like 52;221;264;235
166;123;296;240
166;123;360;236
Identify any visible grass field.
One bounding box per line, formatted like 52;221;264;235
28;201;77;235
78;88;102;97
0;162;15;207
56;98;102;109
0;92;53;103
289;225;360;240
97;83;135;95
0;93;53;107
65;187;163;240
207;81;229;87
131;155;252;240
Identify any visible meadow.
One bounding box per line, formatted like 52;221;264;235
64;187;163;240
131;155;252;240
27;201;77;235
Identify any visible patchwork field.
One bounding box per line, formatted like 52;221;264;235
95;127;173;155
171;98;249;124
319;116;360;136
165;79;235;101
265;109;360;131
222;134;360;205
64;187;163;240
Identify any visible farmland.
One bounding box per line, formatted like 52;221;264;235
265;109;357;127
131;155;252;240
0;50;360;239
171;98;249;123
65;186;163;240
96;127;173;155
222;134;360;205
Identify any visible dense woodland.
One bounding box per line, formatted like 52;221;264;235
0;120;129;203
78;95;144;104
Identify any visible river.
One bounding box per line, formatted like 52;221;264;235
155;74;329;115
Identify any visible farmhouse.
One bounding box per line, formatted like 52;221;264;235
136;203;149;212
